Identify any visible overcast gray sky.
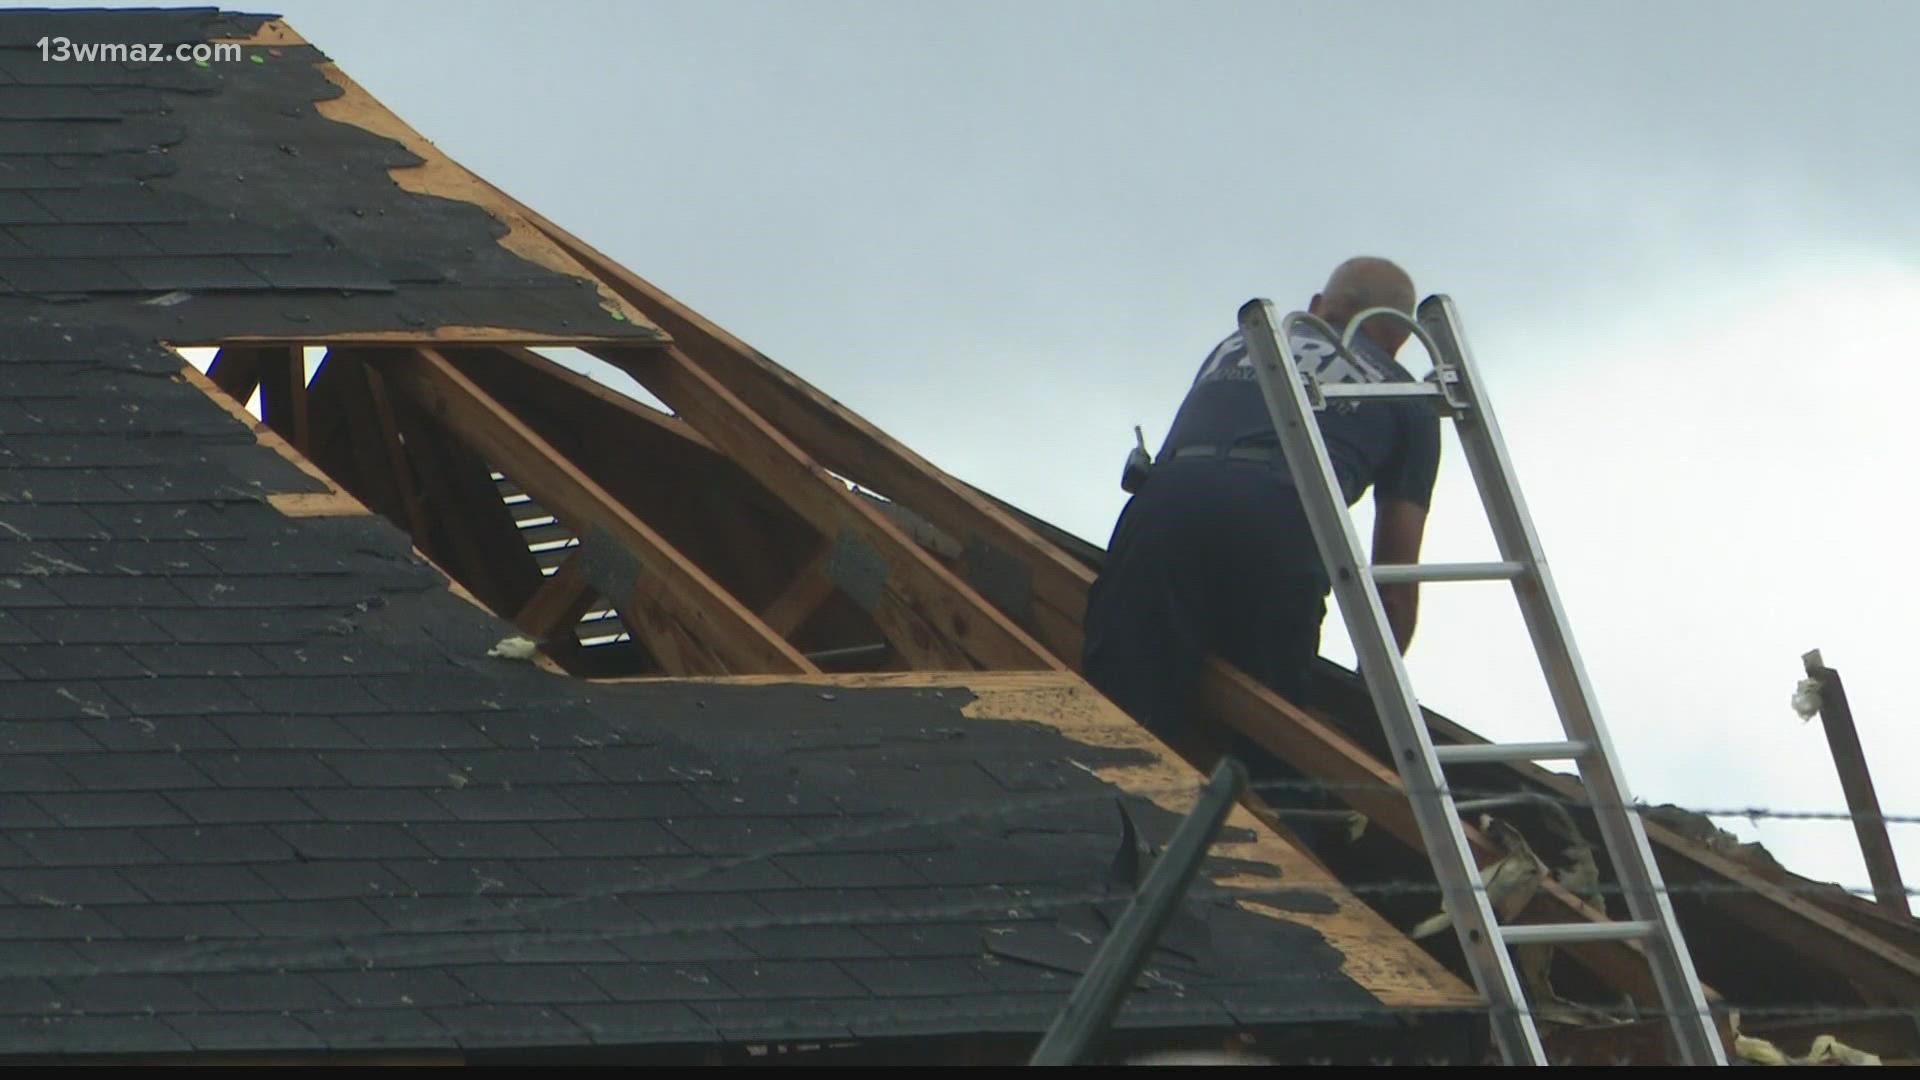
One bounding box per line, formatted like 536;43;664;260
50;0;1920;894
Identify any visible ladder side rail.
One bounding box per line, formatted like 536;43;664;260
1237;299;1548;1066
1417;294;1724;1065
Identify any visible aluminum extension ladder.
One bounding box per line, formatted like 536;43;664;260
1236;295;1725;1066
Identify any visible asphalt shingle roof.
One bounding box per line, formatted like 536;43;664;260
0;6;1393;1059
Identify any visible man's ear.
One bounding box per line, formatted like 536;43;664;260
1308;293;1324;316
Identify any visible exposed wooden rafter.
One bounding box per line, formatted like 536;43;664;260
595;344;1063;673
254;345;309;452
361;362;434;546
758;540;839;638
384;348;817;677
481;344;713;450
527;216;1097;665
452;345;814;613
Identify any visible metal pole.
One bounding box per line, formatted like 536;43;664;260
1028;758;1249;1066
1803;649;1910;916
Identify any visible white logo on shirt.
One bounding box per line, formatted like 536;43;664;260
1195;329;1391;387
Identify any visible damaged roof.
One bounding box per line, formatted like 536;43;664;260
0;7;1476;1062
0;6;657;343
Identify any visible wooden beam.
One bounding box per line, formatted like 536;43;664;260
304;349;406;523
485;344;714;451
387;348;816;677
206;345;265;404
509;552;611;675
759;541;838;637
597;344;1063;673
514;551;594;640
385;383;547;618
523;212;1097;662
1803;649;1909;916
255;345;309;452
616;572;731;676
362;362;434;548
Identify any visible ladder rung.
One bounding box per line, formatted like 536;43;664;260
1320;382;1447;403
1371;560;1526;584
1497;921;1656;947
1433;740;1589;766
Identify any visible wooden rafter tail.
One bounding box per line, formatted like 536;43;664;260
594;344;1064;674
1196;659;1684;1010
518;210;1096;663
386;348;817;678
206;345;268;405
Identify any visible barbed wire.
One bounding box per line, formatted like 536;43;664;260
1232;775;1920;826
2;746;1917;1011
1;854;1915;1057
3;991;1909;1064
5;852;1919;989
2;766;1915;976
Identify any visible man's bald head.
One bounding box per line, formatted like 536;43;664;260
1308;256;1416;354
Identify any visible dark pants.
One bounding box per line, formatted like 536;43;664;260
1083;459;1338;848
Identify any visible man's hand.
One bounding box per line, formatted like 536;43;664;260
1371;497;1430;653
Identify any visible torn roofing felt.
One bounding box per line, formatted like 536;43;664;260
0;327;1386;1057
0;6;1410;1054
0;6;660;343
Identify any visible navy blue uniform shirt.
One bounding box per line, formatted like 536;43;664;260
1158;320;1442;509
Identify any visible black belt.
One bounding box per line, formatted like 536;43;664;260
1167;443;1282;464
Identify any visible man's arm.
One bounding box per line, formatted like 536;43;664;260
1372;496;1430;653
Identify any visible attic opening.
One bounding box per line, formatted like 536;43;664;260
169;340;916;679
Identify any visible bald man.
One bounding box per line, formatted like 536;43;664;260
1083;258;1441;838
